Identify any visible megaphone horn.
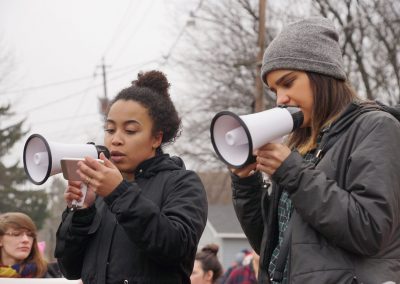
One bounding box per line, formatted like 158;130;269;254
210;106;303;168
23;134;110;185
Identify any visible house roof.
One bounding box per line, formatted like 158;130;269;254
207;203;245;235
197;171;232;204
196;171;246;237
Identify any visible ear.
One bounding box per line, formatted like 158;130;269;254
204;270;214;282
152;131;163;149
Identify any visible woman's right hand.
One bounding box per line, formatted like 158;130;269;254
229;162;257;178
64;180;96;208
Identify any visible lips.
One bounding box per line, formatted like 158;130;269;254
110;151;125;163
18;247;31;252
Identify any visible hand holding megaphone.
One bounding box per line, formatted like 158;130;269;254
210;106;303;168
23;134;110;208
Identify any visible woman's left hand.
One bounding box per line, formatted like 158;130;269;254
77;152;123;197
254;143;291;176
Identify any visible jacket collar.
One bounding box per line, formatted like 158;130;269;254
134;153;184;179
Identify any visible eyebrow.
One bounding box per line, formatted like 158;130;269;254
274;71;296;86
105;119;141;126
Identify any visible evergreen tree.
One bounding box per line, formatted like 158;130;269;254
0;103;49;229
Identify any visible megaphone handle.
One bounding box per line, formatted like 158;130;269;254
71;183;88;208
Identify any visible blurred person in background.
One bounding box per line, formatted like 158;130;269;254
218;249;251;283
0;212;47;278
223;250;259;284
191;244;223;284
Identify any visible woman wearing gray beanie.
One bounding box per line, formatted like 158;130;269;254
230;17;400;283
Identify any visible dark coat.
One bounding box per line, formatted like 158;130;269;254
232;102;400;284
55;154;208;284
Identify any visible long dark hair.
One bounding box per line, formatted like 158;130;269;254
287;72;359;154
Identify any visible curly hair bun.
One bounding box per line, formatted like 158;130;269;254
202;244;219;256
134;70;170;97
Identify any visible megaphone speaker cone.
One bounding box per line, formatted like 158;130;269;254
210;111;255;168
23;133;110;185
210;106;304;168
23;134;52;185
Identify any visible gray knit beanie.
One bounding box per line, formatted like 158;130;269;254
261;16;346;85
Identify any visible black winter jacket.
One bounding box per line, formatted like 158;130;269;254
55;154;208;284
232;102;400;284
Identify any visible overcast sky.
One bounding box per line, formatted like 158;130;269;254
0;0;197;169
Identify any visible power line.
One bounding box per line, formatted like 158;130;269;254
21;58;160;113
111;0;156;66
101;0;136;59
10;0;204;115
21;83;101;113
0;61;161;96
2;0;203;97
33;112;101;125
63;73;98;138
161;0;204;65
0;74;94;95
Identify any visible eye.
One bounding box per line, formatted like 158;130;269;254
26;231;35;238
104;128;115;134
5;231;35;238
10;231;21;237
282;77;295;88
126;130;137;135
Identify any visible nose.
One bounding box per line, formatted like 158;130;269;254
276;89;290;105
111;131;123;145
21;233;31;241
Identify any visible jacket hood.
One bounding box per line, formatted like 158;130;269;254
135;154;185;179
315;100;399;159
329;100;400;137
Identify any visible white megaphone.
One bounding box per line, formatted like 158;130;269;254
210;106;303;168
23;134;110;207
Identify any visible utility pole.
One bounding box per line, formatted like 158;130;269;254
254;0;266;112
101;57;109;99
97;57;111;115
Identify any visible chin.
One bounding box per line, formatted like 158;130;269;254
15;254;30;261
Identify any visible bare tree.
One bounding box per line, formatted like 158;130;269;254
0;37;14;88
170;0;279;170
313;0;400;104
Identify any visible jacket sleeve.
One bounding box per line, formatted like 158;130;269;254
55;205;97;279
103;170;208;264
273;113;400;256
231;171;266;254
